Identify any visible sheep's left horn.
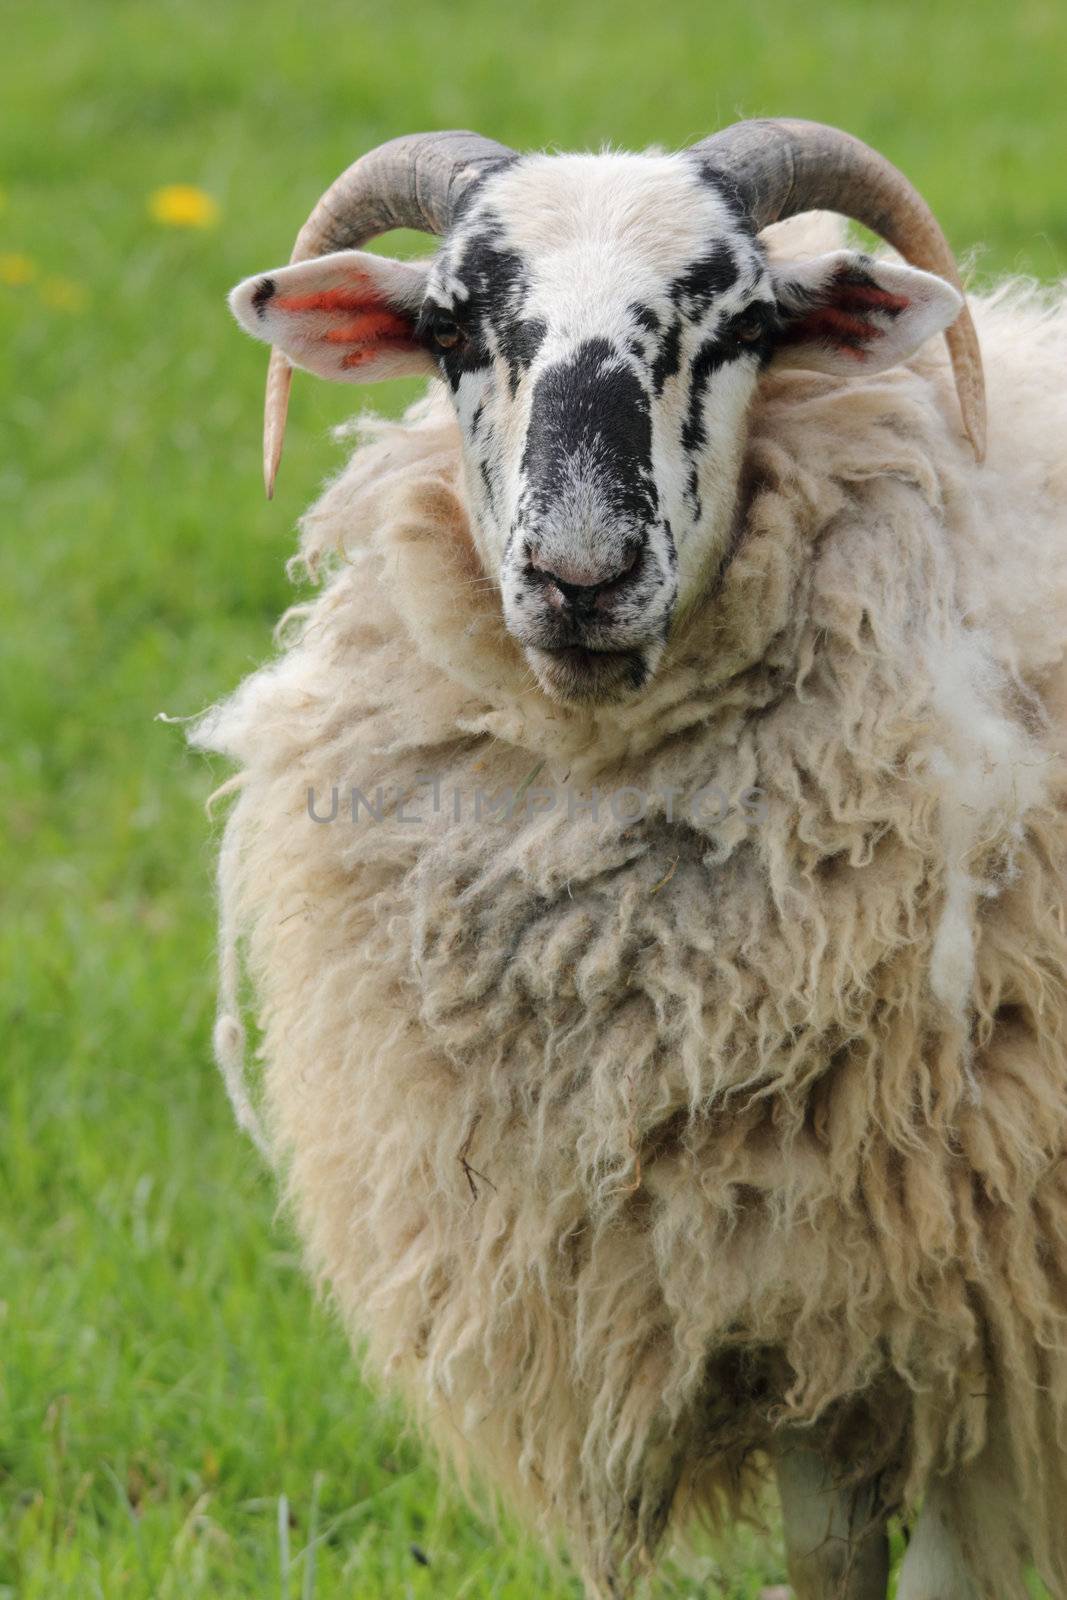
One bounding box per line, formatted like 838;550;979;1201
691;118;986;461
262;131;514;497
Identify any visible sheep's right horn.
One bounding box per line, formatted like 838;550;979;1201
262;131;514;497
691;118;986;462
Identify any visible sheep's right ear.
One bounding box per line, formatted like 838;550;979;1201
228;250;436;383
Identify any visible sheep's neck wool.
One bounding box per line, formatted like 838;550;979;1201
195;272;1067;1592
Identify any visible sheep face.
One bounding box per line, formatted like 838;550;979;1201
422;154;772;705
231;153;962;704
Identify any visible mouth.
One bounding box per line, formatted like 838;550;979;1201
525;642;650;704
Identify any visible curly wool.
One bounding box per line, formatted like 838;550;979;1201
194;231;1067;1594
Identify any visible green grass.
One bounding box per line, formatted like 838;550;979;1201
1;1;1064;1594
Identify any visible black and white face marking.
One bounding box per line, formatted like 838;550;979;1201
232;151;964;706
418;153;777;703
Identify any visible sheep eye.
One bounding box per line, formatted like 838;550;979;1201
734;307;769;344
432;318;464;352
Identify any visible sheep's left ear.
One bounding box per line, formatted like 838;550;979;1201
769;250;963;375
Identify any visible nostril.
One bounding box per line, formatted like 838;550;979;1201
610;542;642;585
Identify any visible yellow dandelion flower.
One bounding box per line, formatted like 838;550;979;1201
148;184;220;229
39;275;88;313
0;252;36;287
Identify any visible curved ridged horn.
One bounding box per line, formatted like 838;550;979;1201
690;118;986;461
262;131;514;496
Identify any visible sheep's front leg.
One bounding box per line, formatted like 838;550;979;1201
773;1434;889;1600
895;1481;976;1600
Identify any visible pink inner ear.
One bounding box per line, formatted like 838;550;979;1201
784;267;911;359
836;281;910;315
272;284;419;368
785;306;884;360
273;285;385;314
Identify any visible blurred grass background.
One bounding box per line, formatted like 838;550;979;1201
1;1;1064;1595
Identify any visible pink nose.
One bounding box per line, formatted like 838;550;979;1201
527;545;642;616
528;550;613;589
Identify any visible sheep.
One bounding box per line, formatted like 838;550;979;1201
196;121;1067;1599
